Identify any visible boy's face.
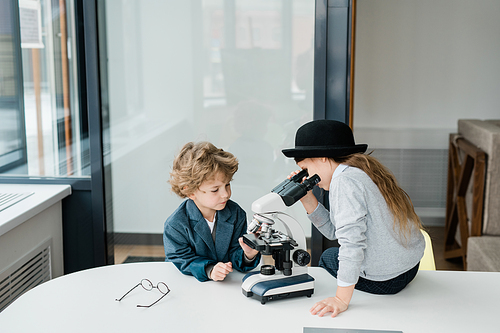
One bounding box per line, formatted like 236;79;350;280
188;172;232;221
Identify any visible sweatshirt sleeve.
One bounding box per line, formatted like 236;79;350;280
307;202;337;240
330;176;368;285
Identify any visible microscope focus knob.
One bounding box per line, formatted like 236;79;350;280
293;250;311;266
260;265;276;275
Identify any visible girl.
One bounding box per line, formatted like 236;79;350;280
282;120;425;317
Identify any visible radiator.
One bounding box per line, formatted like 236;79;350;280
0;192;34;212
0;239;52;312
370;148;448;226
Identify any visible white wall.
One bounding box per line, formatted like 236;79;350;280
353;0;500;226
354;0;500;149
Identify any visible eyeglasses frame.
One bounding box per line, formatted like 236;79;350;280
115;278;171;308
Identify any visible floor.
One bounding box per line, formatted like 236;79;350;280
426;226;464;271
114;244;165;265
113;226;465;271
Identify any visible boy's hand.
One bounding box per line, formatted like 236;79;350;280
239;237;259;260
210;262;233;281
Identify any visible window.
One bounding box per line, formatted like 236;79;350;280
97;0;315;263
0;0;89;178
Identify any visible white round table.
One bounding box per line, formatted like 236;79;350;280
1;262;499;333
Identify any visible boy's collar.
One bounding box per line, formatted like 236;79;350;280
204;211;217;224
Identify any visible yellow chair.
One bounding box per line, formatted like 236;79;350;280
419;229;436;270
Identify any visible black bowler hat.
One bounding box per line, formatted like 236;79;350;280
282;120;368;158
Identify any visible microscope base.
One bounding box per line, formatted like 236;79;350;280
242;272;314;304
243;287;313;305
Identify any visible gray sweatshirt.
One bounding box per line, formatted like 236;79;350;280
308;165;425;286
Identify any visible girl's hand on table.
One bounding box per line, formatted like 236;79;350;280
310;296;349;318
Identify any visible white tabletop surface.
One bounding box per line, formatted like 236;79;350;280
0;184;71;237
1;262;499;332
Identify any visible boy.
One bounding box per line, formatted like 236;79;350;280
163;142;260;282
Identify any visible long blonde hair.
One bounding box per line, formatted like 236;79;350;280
333;153;422;243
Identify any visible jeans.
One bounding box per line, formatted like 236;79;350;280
318;246;419;295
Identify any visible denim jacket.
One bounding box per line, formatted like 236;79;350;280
163;199;260;281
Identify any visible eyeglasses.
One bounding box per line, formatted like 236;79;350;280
115;279;171;308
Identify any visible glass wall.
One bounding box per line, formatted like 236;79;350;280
98;0;315;263
0;0;25;174
0;0;88;178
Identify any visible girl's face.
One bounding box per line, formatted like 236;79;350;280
188;172;232;221
296;157;338;191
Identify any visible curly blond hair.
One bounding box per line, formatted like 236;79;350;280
169;142;239;198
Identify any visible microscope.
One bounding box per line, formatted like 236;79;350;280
241;170;320;304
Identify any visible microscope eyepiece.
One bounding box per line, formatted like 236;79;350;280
302;174;320;191
290;169;308;182
271;172;321;207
